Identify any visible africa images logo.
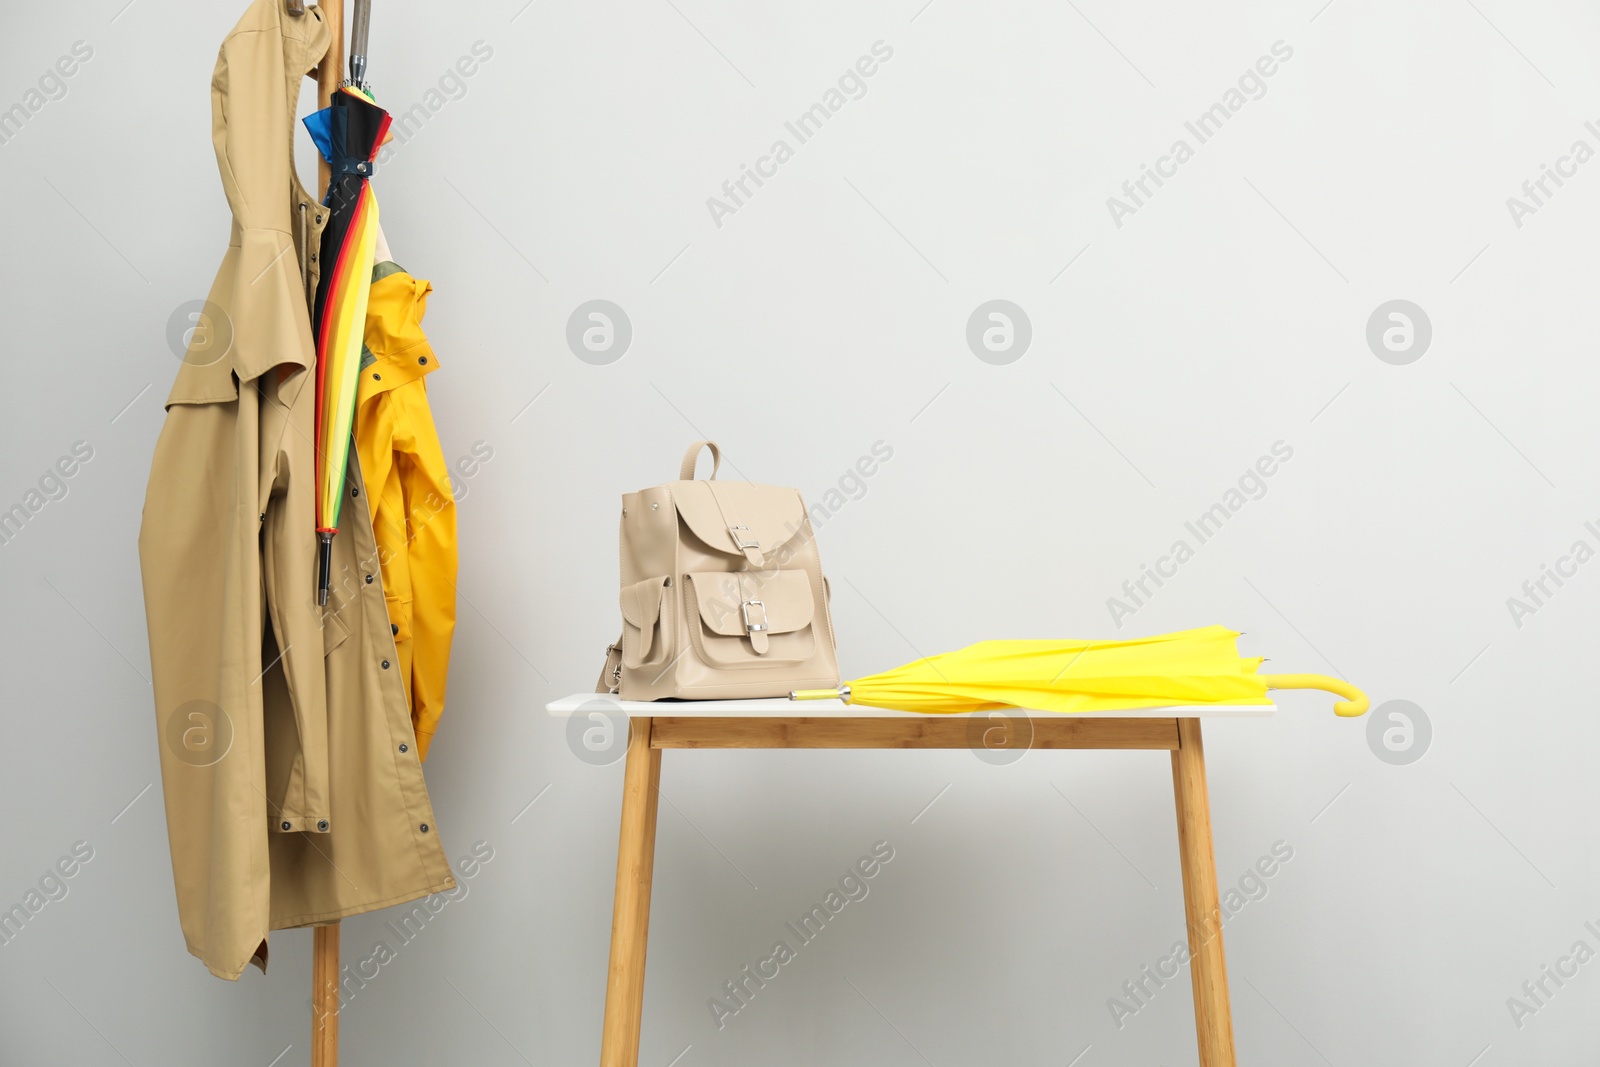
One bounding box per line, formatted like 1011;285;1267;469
707;841;896;1030
0;40;93;148
1105;41;1294;228
705;41;895;228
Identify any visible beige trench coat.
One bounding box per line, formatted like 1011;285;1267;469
139;0;453;980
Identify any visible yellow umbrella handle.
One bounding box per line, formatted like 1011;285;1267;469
1259;674;1369;717
790;686;851;701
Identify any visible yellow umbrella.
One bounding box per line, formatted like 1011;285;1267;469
791;625;1367;717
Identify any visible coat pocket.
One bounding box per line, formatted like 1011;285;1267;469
684;570;815;668
620;575;671;669
385;593;413;644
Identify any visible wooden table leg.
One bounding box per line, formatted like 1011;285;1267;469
311;922;340;1067
1171;718;1236;1067
599;718;662;1067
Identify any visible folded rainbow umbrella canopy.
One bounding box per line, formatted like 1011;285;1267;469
791;625;1368;716
305;86;390;604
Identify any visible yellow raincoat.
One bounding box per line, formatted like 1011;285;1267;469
355;261;458;760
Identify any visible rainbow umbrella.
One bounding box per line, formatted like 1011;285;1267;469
791;625;1368;716
305;86;390;604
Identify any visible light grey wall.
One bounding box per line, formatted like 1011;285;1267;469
3;0;1598;1064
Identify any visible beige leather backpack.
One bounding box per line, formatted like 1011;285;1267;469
598;441;840;699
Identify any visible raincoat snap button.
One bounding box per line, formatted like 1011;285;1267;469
281;821;291;831
317;820;328;831
391;623;399;635
365;575;374;584
419;823;429;833
418;356;428;365
381;660;390;669
372;373;381;381
399;743;408;753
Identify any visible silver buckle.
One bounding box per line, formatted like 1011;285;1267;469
729;525;760;551
741;599;768;633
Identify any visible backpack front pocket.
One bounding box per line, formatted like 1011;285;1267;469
684;570;816;668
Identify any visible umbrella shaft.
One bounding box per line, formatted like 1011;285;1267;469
348;0;372;55
348;0;372;85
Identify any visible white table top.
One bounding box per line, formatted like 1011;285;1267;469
546;694;1276;719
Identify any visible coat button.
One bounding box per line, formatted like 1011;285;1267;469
310;252;317;261
365;574;374;584
317;820;329;831
281;821;291;830
420;823;430;833
399;743;408;753
352;486;360;497
316;215;323;223
391;623;399;635
381;660;390;669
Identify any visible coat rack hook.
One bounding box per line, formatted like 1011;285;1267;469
285;0;306;15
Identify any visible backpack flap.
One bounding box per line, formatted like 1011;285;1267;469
670;479;810;569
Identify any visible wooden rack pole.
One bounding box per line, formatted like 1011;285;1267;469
310;2;344;1066
311;923;341;1065
316;0;343;196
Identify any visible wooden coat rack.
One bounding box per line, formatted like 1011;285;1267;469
304;0;344;1063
